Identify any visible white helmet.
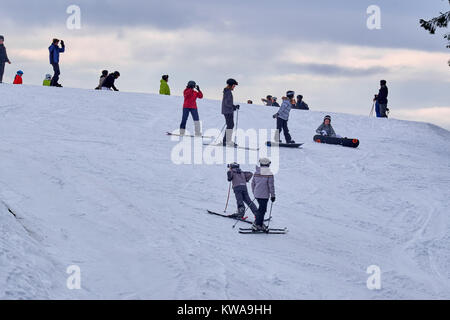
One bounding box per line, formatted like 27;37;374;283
45;74;52;80
259;158;271;167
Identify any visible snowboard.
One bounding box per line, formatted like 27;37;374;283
266;141;303;148
313;135;359;148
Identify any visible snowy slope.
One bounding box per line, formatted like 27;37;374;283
0;84;449;299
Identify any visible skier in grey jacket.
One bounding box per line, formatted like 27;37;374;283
273;90;296;143
0;35;11;83
251;158;275;231
222;78;240;146
227;163;258;218
316;115;336;137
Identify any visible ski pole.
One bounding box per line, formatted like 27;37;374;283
212;123;226;145
266;201;274;229
369;101;375;117
233;108;239;144
224;181;231;213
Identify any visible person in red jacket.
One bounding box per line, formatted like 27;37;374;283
180;80;203;136
13;70;23;84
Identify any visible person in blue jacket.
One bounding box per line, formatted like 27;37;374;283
48;38;65;87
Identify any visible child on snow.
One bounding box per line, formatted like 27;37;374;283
13;70;23;84
43;74;52;86
316;115;337;137
227;163;258;219
180;80;203;136
251;158;275;232
95;70;108;90
273;90;296;143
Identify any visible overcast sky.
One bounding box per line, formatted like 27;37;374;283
1;0;449;128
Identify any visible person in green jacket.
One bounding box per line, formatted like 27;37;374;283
159;74;170;95
43;74;51;86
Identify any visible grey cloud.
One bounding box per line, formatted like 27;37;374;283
282;63;390;77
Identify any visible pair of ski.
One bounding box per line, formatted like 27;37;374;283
206;210;287;234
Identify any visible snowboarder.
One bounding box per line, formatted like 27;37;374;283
160;75;170;95
294;95;309;110
222;78;240;146
251;158;275;232
316;115;337;137
273;90;296;143
376;80;389;118
95;70;108;90
227;163;258;219
43;74;52;86
180;80;203;136
0;35;11;83
13;70;23;84
102;71;120;91
48;38;65;87
272;97;280;107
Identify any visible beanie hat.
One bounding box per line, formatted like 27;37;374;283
259;158;271;167
162;75;169;81
187;80;196;88
0;35;4;41
324;115;331;122
17;70;24;75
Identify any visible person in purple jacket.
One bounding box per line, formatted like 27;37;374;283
251;158;276;231
227;162;258;219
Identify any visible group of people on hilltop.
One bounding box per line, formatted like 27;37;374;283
262;94;309;110
95;70;121;91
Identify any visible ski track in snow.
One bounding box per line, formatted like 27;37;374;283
0;84;449;299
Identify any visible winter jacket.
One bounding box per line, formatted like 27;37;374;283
96;75;107;89
222;88;237;115
277;99;293;121
48;43;65;64
159;79;170;95
13;75;22;84
294;101;309;110
102;74;118;91
0;44;10;63
251;166;275;199
377;86;388;105
272;101;280;107
316;123;336;137
183;88;203;109
43;79;51;86
227;168;253;189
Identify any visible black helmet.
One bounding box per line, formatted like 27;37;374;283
114;71;120;77
187;80;196;88
228;162;240;169
162;74;169;81
286;90;295;99
227;78;238;86
380;80;387;85
102;70;108;76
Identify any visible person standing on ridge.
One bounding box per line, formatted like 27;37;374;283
160;75;170;95
0;35;11;83
273;90;296;143
48;38;65;87
251;158;275;232
180;80;203;136
376;80;389;118
222;78;240;147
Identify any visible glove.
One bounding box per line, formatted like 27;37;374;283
271;197;276;202
321;130;327;136
60;40;65;46
273;113;278;119
196;85;200;91
234;105;240;110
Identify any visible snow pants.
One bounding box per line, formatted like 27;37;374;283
276;117;292;143
255;198;269;226
233;187;257;215
180;108;199;129
0;62;5;83
223;113;235;145
50;63;60;86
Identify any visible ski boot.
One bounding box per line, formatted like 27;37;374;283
252;222;268;232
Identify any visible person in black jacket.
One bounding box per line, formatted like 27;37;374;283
222;78;239;146
102;71;120;91
376;80;389;118
294;95;309;110
0;35;11;83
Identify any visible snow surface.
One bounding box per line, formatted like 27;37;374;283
0;84;449;299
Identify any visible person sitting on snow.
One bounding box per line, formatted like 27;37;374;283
227;162;258;219
95;70;108;90
251;158;275;232
316;115;337;137
43;74;52;86
13;70;23;84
